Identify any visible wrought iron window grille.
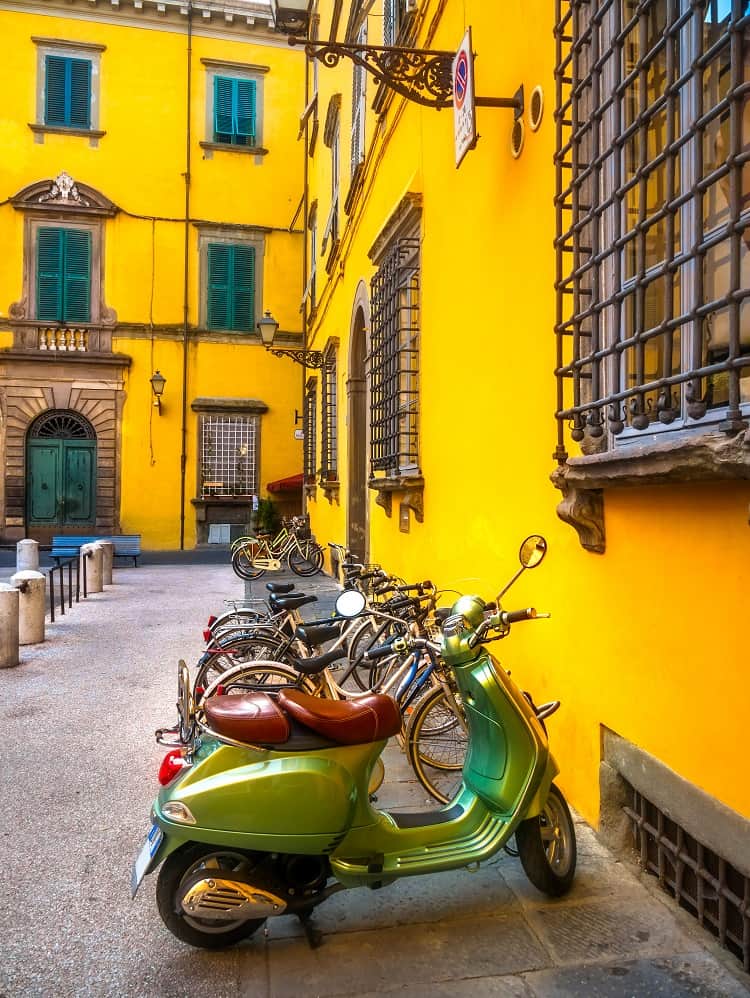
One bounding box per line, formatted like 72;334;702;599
199;414;258;498
369;235;421;477
624;783;750;972
554;0;750;464
320;346;338;484
304;377;318;484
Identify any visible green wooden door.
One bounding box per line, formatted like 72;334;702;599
28;439;95;527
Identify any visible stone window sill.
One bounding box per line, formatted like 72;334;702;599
200;141;268;156
29;123;105;142
368;475;424;522
319;478;340;503
551;428;750;553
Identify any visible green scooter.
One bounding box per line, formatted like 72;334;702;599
132;535;576;948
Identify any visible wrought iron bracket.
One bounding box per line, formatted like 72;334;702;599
290;38;523;116
267;348;325;368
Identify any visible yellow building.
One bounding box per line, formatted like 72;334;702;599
298;0;750;953
0;0;306;549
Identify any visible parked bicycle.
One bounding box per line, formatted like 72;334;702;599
231;517;324;580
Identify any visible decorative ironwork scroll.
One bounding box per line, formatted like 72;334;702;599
294;40;455;109
268;348;325;368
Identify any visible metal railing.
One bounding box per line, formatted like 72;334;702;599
46;553;88;623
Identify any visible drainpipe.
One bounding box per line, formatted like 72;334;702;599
179;1;193;550
301;48;310;516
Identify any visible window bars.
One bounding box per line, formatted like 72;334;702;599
304;377;318;483
624;783;750;972
320;348;338;481
554;0;750;462
200;415;257;498
369;236;420;476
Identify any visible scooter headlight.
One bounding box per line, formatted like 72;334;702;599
161;801;196;825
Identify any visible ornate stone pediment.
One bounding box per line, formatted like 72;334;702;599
11;173;118;216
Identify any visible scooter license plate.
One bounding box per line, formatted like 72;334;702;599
130;821;163;898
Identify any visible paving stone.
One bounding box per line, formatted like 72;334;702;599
260;914;550;998
523;952;750;997
351;975;531;997
524;896;699;965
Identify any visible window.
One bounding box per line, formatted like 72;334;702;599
370;234;420;477
320;345;338;482
554;0;750;458
37;227;91;323
304;378;317;484
322;96;342;262
32;38;104;141
351;23;367;177
199;414;258;497
201;60;267;155
383;0;415;46
45;55;91;129
302;201;318;313
213;76;256;146
205;243;255;332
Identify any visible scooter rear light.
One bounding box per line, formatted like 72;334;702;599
158;749;187;786
207;615;217;627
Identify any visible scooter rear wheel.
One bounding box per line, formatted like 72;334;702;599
514;783;576;896
156;843;266;949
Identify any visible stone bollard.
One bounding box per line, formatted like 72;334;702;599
81;543;104;594
10;570;46;645
99;541;114;586
16;538;40;573
0;584;20;668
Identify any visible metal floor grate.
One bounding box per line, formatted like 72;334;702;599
624;785;750;972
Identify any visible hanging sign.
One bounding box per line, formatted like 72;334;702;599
453;27;477;167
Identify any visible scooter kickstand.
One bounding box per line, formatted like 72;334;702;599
298;911;323;949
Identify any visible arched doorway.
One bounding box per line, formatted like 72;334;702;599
26;410;96;532
347;293;369;560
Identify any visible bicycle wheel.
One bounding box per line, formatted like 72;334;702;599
201;661;318;701
288;540;324;577
231;543;266;581
406;686;467;804
194;631;290;693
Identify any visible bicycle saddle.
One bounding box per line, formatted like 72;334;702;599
288;646;346;675
269;594;318;612
295;621;342;647
266;581;296;595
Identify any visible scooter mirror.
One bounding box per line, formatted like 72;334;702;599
519;534;547;569
335;589;367;618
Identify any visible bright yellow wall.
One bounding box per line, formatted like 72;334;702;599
0;7;306;549
305;0;749;825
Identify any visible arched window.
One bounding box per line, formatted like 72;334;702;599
29;410;95;440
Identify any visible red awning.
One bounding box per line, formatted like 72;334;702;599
267;473;304;493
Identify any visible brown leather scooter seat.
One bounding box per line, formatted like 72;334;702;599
204;693;290;744
278;688;401;745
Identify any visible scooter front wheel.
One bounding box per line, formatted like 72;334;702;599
515;783;577;897
156;843;266;949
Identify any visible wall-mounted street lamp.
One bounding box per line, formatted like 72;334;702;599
150;369;166;412
257;310;324;368
271;0;310;36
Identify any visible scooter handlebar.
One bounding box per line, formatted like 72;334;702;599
501;607;537;625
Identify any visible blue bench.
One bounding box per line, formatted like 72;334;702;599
50;535;141;567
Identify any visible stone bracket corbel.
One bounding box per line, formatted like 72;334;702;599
552;475;606;554
369;475;424;521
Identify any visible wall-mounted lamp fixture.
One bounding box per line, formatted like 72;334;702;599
150;369;166;412
271;0;310;35
257;310;324;368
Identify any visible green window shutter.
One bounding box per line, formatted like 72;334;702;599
45;56;91;128
207;244;231;329
235;80;257;144
68;58;92;129
62;230;91;322
37;228;64;321
45;56;68;126
232;245;255;331
214;76;234;142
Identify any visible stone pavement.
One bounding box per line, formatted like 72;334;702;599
0;558;746;998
